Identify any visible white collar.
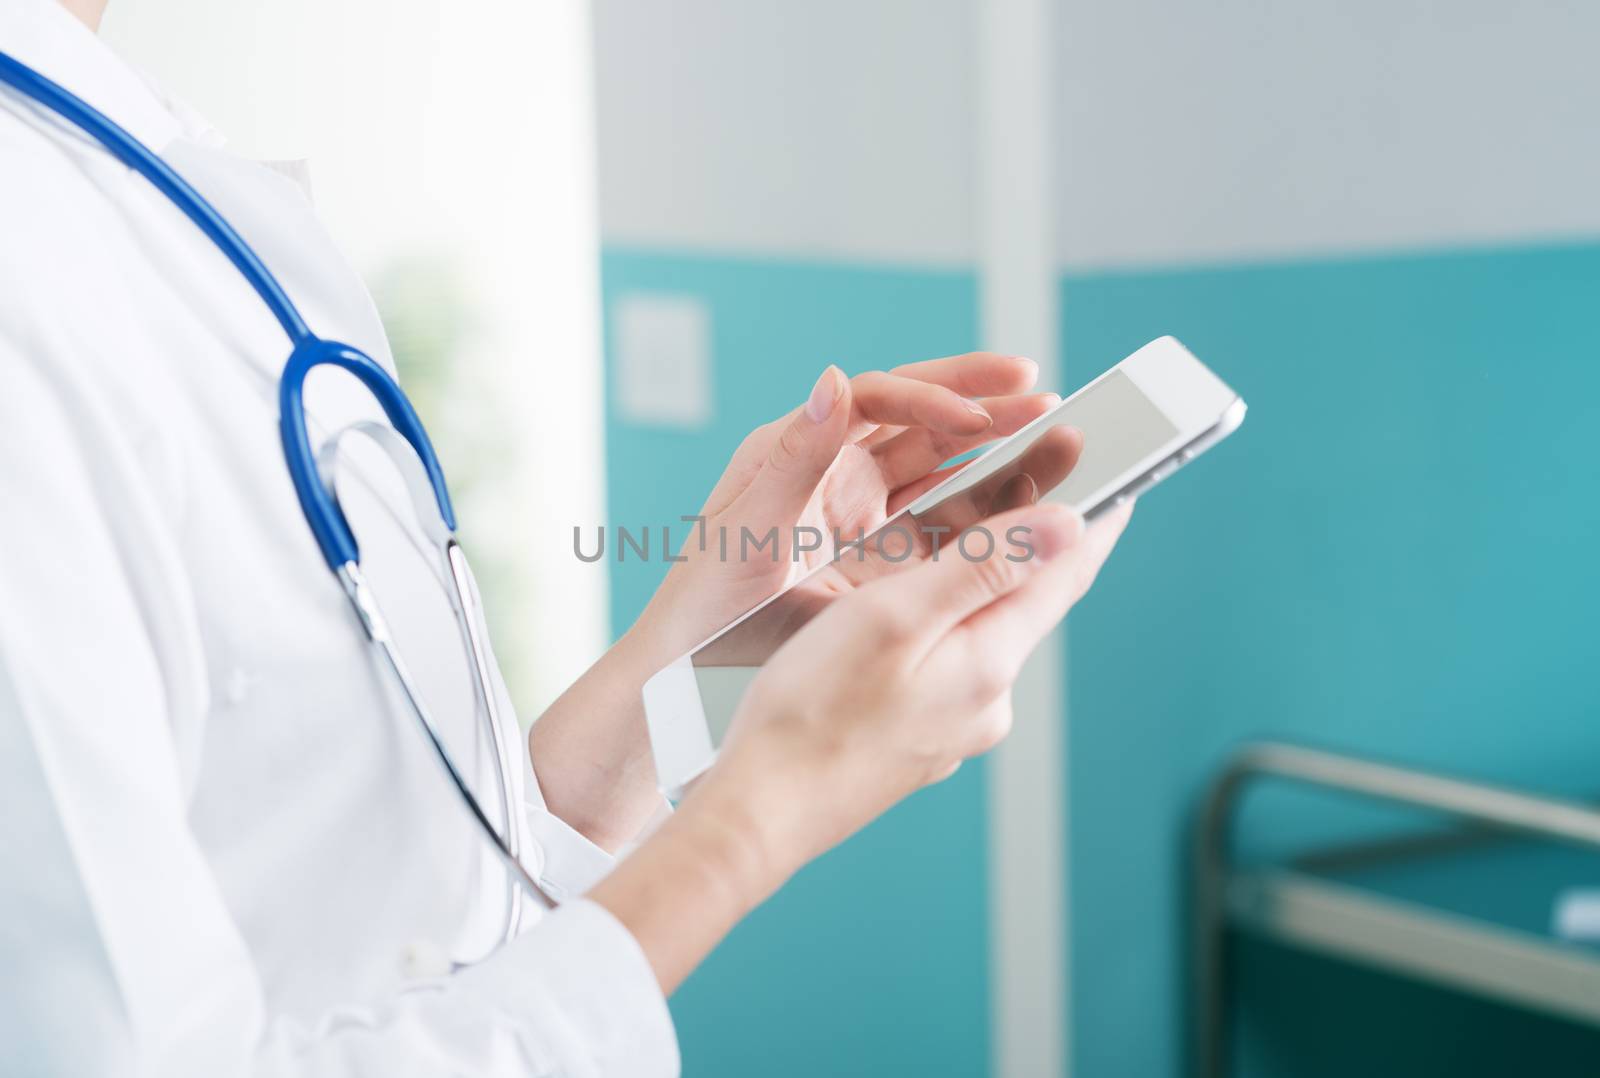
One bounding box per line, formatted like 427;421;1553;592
0;0;182;152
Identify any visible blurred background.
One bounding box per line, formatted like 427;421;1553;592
105;1;1600;1075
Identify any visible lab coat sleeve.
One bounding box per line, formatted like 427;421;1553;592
0;336;678;1077
255;900;679;1078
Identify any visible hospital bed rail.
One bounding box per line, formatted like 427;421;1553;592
1191;741;1600;1078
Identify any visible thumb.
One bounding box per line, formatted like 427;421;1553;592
729;365;851;532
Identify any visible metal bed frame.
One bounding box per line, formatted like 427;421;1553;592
1191;741;1600;1078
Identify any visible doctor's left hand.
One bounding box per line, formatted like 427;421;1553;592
532;353;1057;850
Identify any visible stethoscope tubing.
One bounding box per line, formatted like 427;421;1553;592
0;48;549;958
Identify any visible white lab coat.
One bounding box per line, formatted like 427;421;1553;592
0;2;677;1074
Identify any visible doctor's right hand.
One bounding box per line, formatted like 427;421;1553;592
590;499;1131;992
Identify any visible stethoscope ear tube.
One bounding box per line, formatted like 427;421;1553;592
279;337;457;571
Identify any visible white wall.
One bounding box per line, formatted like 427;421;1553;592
1054;0;1600;269
593;0;977;266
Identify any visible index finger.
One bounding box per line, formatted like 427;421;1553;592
854;353;1040;445
891;353;1040;398
847;370;995;441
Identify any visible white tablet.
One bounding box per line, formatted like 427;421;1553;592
644;336;1245;797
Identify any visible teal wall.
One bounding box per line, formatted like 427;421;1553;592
1063;242;1600;1076
601;250;992;1077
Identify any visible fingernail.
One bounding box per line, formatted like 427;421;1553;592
962;398;993;427
1023;504;1084;561
806;365;844;423
1016;357;1039;380
997;472;1038;508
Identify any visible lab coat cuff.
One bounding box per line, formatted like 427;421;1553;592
524;806;618;901
525;797;675;901
481;898;680;1076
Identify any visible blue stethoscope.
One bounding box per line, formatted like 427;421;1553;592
0;51;551;961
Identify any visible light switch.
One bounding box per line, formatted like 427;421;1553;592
613;292;712;428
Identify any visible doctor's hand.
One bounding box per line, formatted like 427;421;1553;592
532;353;1056;850
590;499;1132;993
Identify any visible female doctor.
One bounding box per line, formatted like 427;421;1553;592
0;1;1131;1074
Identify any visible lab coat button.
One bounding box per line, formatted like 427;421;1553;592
400;939;453;980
